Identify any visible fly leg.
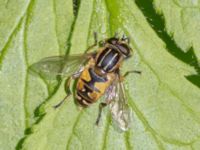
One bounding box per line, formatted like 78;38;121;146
95;102;108;125
53;77;73;109
95;86;114;125
53;94;71;109
123;70;141;78
115;69;141;82
53;68;83;109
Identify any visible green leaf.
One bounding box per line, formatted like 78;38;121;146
0;0;30;64
0;0;200;150
153;0;200;59
0;0;74;149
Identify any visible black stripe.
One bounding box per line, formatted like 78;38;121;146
96;47;120;72
76;93;89;107
77;91;93;103
81;68;107;93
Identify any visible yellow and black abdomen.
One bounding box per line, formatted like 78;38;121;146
76;67;114;107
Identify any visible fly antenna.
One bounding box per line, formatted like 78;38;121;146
121;34;130;44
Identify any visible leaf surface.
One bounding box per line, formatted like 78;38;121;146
154;0;200;59
0;0;74;149
0;0;200;150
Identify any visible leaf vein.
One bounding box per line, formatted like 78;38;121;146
22;0;36;129
101;114;111;150
52;0;61;55
128;96;165;150
124;131;132;150
124;0;200;125
0;0;32;67
66;112;83;150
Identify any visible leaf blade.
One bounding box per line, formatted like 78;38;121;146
0;0;200;150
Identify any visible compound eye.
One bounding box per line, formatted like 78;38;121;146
117;43;131;57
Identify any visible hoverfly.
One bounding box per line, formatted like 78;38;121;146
31;33;141;131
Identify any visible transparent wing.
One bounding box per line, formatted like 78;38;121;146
106;77;132;131
30;53;92;80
